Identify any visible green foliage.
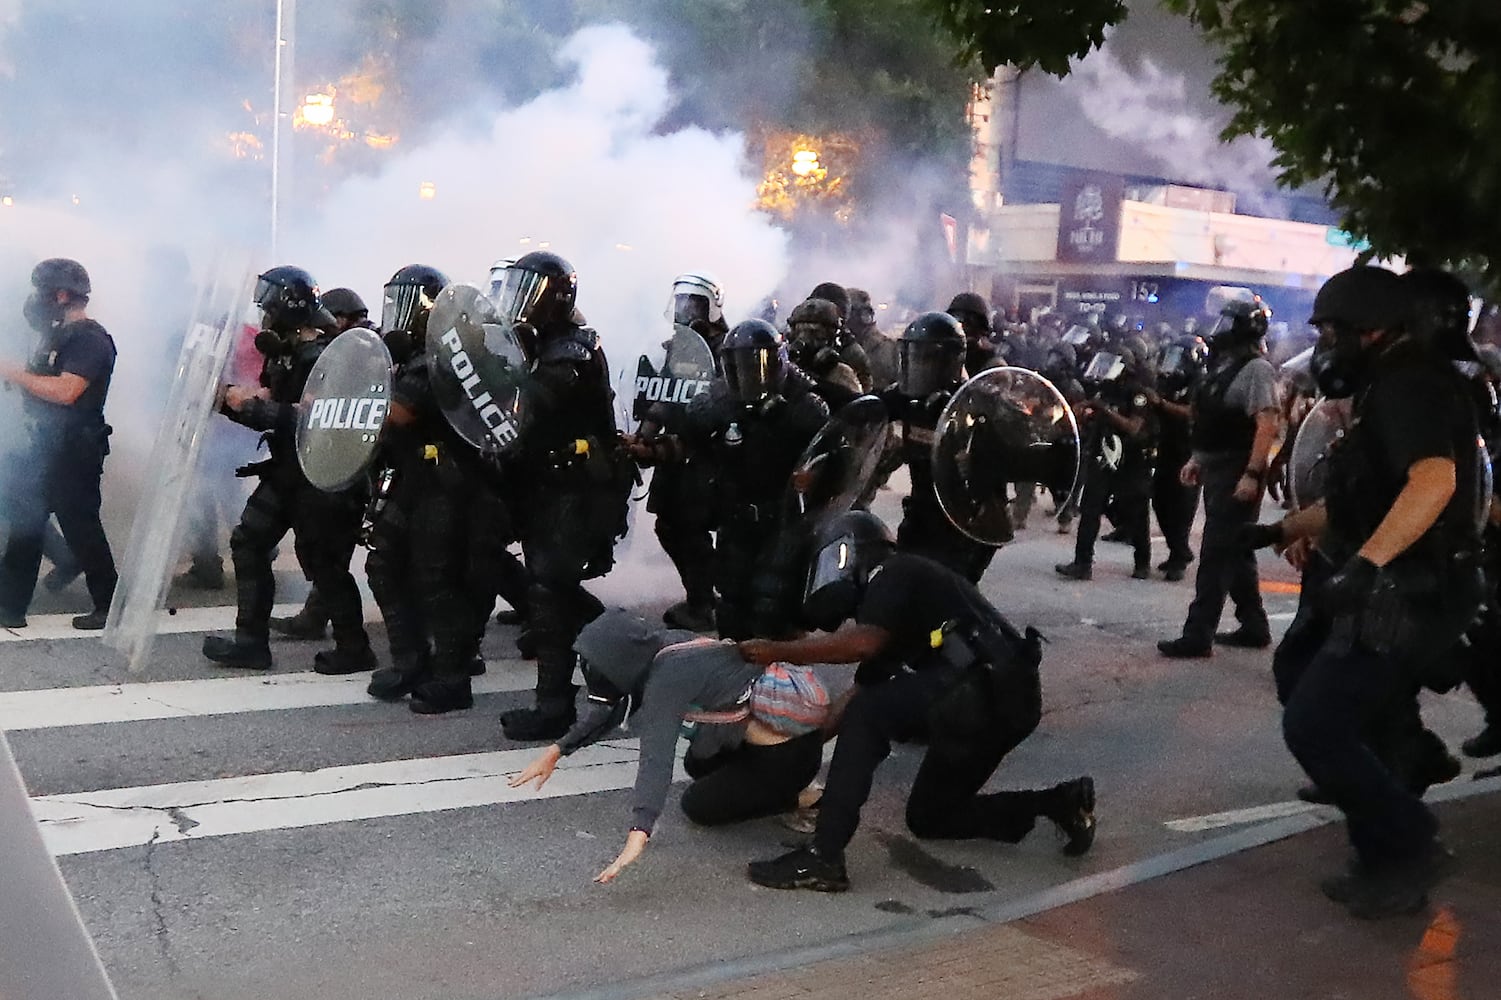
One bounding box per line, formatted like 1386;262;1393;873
925;0;1127;76
1164;0;1501;281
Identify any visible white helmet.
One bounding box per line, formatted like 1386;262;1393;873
667;271;724;327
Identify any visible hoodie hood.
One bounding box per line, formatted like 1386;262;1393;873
573;609;690;699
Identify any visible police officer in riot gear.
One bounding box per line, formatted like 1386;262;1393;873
1159;299;1279;656
320;288;371;331
363;264;529;711
1247;266;1483;918
629;320;828;641
880;311;999;581
1055;348;1156;580
947;292;999;375
788;297;864;408
202;267;374;673
1149;336;1207;580
741;511;1095;893
495;251;632;741
0;258;118;629
846;288;897;390
645;273;727;632
806;281;873;392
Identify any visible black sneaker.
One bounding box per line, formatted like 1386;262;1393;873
409;679;474;715
1342;842;1454;920
500;705;576;741
1048;776;1097;856
1158;636;1212;659
1054;561;1092;581
313;645;377;676
1214;628;1272;649
747;847;850;893
202;634;273;670
1462;724;1501;759
71;609;108;631
270;613;328;641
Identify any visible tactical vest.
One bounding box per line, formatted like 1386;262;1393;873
1190;356;1256;455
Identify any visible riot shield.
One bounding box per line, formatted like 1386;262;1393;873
296;327;393;492
426;283;530;454
932;367;1081;545
103;257;255;672
1287;396;1351;509
785;395;891;528
633;324;716;423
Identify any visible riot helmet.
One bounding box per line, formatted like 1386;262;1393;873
1157;336;1207;383
1403;268;1476;362
847;288;877;335
946;292;992;340
720;319;786;405
492;250;577;328
897;311;965;398
668;271;724;331
808;281;850;321
1307;265;1408;398
254;265;332;335
381;264;449;362
486;257;518;306
25;257;92;332
802;511;896;632
1206;298;1271;352
321;288;368;324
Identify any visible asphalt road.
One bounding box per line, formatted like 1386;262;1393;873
2;484;1489;1000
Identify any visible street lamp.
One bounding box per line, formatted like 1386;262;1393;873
791;148;820;177
300;93;334;126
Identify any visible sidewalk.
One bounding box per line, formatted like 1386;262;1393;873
630;792;1501;1000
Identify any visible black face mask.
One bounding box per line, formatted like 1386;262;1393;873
254;328;293;357
23;291;62;333
1309;322;1369;399
383;329;415;365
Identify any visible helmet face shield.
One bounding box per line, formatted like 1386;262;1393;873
802;536;860;632
253;277;279;310
1062;325;1090;346
380;283;430;336
723;345;779;403
671;292;711;329
1082;351;1125;383
493;269;550;325
898;339;962;397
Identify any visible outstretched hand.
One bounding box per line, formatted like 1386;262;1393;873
595;829;650;884
509;745;562;791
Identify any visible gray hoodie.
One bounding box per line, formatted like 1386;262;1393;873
559;609;762;834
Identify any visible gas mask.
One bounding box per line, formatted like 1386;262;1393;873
23;291;62;333
1309;322;1370;399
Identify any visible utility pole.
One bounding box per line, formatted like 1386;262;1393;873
270;0;297;259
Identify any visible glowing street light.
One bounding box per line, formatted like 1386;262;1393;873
418;181;437;201
301;92;335;126
791;148;821;177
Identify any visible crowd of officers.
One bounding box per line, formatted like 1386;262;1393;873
8;249;1499;916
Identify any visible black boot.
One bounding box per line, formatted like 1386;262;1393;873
1054;561;1092;581
367;653;431;702
1046;777;1097;856
270;610;328;641
313;644;378;676
409;677;474;715
203;634;273;670
500;703;576;742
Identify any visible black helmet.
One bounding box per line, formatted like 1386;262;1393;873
1206;299;1271;346
808;281;849;319
254;265;332;334
787;297;842;365
1308;266;1406;397
31;258;91;299
802;510;896;632
897;311;965;397
381;264;449;362
720;319;786;404
946;292;992;336
492;251;577;328
1403;268;1476;361
321;287;368;321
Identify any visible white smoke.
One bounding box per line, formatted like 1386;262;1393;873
1068;42;1286;214
289;24;789;366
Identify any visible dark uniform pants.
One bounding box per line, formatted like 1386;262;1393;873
1180;453;1267;642
1151;451;1199;566
229;467;365;650
521;489;609;711
714;517;801;641
680;731;823;826
896;492;995;584
0;437;116;615
1074;464;1150;569
649;463;716;610
813;667;1046;858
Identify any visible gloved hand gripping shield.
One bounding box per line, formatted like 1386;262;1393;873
784;395;892;530
932;367;1081;545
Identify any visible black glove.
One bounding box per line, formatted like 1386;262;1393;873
1237;522;1283;551
1320;555;1379;616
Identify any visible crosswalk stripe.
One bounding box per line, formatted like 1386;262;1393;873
0;664;535;732
0;602;370;643
32;740;651;857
